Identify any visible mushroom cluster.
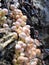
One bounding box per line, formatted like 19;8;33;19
9;5;41;65
0;3;42;65
10;4;27;22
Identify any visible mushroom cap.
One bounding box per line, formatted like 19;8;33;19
14;9;23;16
21;22;26;26
15;22;20;27
21;15;27;22
15;44;21;50
36;49;41;56
19;32;27;39
16;15;20;20
18;56;28;62
23;27;30;34
34;39;40;46
25;37;31;44
17;18;23;23
29;51;36;59
3;24;9;28
11;26;16;30
16;9;22;14
16;26;23;34
25;37;34;44
10;5;16;10
24;25;30;29
18;41;26;47
20;53;25;56
2;8;8;15
13;32;18;39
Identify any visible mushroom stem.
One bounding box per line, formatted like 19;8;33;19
0;34;17;50
0;32;17;42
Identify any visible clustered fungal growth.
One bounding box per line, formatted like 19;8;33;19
9;5;41;65
0;3;41;65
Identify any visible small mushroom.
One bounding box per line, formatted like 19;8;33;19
3;24;9;28
24;25;30;29
20;52;25;56
16;9;23;16
18;56;28;62
19;32;27;41
18;41;26;48
17;18;23;24
16;15;20;20
10;5;16;10
11;26;16;31
2;8;8;15
25;37;34;44
21;22;26;27
34;39;40;46
23;27;30;35
36;49;41;57
15;22;20;28
21;15;27;22
16;26;23;34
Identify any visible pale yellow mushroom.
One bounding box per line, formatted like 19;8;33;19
20;52;25;56
21;22;26;27
16;26;23;34
15;15;20;20
36;49;41;57
21;15;27;22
